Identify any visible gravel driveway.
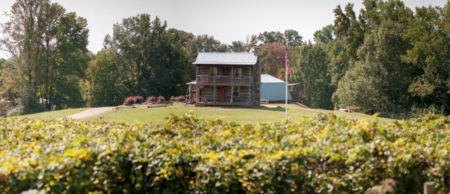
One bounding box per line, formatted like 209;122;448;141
65;107;114;119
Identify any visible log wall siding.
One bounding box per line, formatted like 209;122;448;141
198;86;250;103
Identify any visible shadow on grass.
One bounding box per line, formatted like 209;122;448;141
259;107;286;112
217;106;286;113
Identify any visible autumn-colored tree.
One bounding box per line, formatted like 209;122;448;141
260;43;286;80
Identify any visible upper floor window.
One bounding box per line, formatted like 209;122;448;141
210;67;217;77
235;68;242;77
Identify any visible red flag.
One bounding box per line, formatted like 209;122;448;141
285;43;289;72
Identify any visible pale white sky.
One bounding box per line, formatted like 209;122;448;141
0;0;448;57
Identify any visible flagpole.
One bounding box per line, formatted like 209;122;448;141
285;40;288;117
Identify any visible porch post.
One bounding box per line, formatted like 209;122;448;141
231;67;234;103
196;67;199;103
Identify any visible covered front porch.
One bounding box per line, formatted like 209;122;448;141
195;101;251;107
190;85;251;106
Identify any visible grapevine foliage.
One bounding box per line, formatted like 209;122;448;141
0;113;449;193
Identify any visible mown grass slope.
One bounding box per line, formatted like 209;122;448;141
14;108;88;120
86;103;392;123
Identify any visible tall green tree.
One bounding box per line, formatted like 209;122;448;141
186;34;228;60
292;42;333;109
1;0;89;113
334;3;365;61
103;14;190;100
402;3;450;112
330;0;440;116
257;31;284;44
230;41;246;52
314;25;349;89
229;35;258;53
314;25;334;45
85;50;125;106
257;30;303;47
334;19;417;114
284;29;303;48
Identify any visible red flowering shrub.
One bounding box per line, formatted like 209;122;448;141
134;96;144;104
146;96;156;103
123;96;135;106
157;96;165;102
176;96;185;102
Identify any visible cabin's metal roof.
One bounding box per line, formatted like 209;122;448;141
261;74;285;83
193;52;257;65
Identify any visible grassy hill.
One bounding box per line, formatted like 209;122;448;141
13;103;392;124
13;108;88;120
86;103;392;124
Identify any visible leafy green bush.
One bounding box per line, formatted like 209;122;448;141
6;103;23;117
0;113;449;193
0;100;8;117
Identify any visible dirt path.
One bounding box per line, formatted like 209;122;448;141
64;107;114;119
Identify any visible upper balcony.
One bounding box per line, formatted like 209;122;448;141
197;75;252;85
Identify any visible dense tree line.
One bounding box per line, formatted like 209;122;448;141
290;0;450;117
1;0;448;117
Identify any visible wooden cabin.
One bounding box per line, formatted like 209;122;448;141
187;49;261;107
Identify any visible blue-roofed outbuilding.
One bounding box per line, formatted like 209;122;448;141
261;74;292;102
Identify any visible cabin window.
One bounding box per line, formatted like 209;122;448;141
235;68;242;77
233;86;240;97
222;68;230;76
210;67;217;76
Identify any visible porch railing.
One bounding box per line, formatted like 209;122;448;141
197;75;252;85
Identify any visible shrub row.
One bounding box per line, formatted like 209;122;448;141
0;113;449;193
169;95;185;102
123;96;144;105
123;96;185;106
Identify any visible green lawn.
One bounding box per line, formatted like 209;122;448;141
14;108;88;120
85;103;393;124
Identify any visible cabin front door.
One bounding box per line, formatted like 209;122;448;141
218;86;227;102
